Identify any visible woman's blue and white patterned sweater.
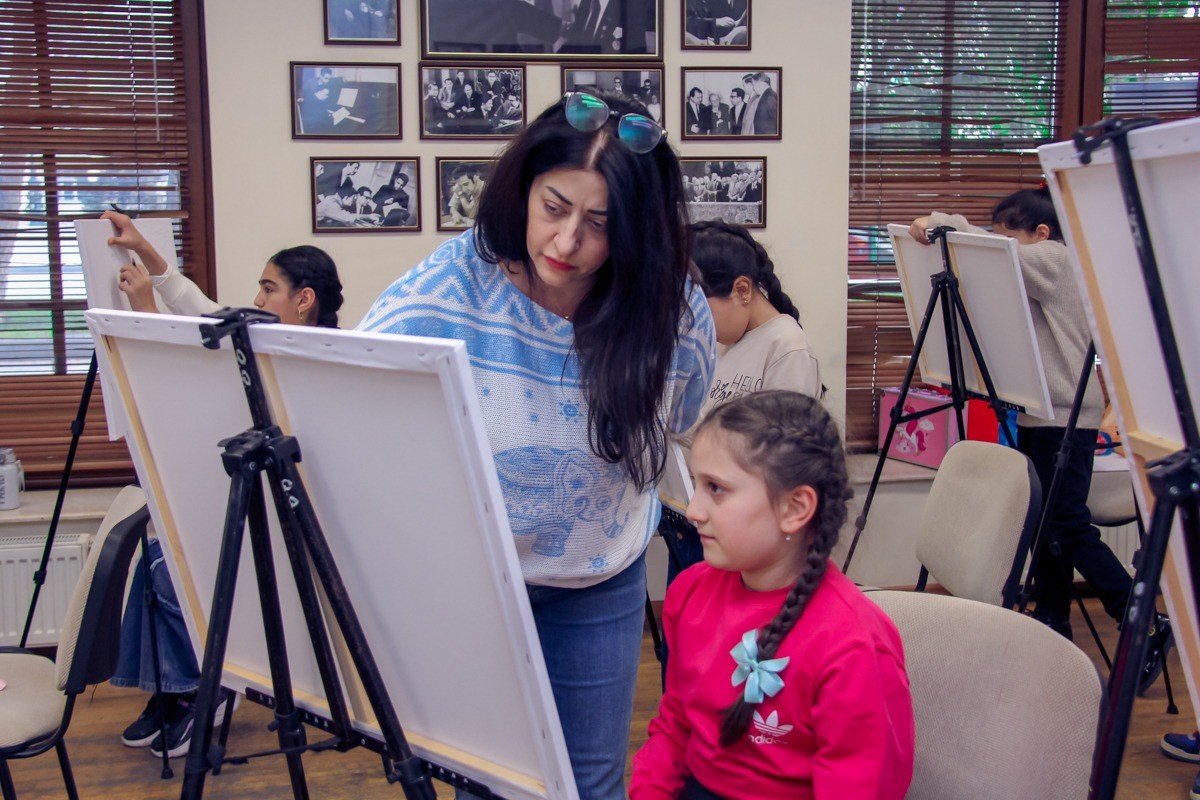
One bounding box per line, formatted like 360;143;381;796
359;231;715;587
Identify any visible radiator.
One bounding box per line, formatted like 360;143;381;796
0;533;91;647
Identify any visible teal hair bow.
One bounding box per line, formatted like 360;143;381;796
730;629;790;704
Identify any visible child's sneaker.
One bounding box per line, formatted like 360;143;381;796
150;695;195;758
149;690;238;758
1161;730;1200;763
1138;613;1174;696
121;693;175;748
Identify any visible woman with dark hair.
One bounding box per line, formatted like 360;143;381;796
360;92;715;799
102;210;343;328
99;209;344;758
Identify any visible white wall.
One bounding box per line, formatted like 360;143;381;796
203;1;851;418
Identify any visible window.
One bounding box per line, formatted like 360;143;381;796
845;0;1198;451
0;0;211;487
846;0;1065;449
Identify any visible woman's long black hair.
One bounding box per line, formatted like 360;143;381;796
472;94;692;491
269;245;343;328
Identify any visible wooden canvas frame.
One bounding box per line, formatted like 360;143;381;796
1039;116;1200;727
887;224;1054;420
84;310;578;800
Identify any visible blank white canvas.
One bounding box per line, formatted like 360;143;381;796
75;217;178;440
1039;115;1200;737
888;224;1054;420
85;309;577;800
658;441;693;513
75;218;176;312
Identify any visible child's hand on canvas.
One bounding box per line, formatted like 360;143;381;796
908;216;933;245
117;259;160;313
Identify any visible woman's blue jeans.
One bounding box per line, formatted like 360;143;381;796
110;537;200;694
529;553;647;800
461;553;646;800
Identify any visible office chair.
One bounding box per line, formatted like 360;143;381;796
914;440;1041;607
0;486;150;800
868;590;1103;800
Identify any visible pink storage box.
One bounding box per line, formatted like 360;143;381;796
878;387;962;469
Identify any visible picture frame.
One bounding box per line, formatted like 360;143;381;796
436;158;494;232
681;0;750;50
679;67;780;140
291;62;402;139
561;64;665;126
680;157;766;228
420;0;663;61
311;158;421;233
324;0;401;45
420;63;527;139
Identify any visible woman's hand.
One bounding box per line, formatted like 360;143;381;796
908;216;933;245
101;209;170;275
117;260;160;313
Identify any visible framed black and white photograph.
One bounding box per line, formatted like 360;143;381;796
681;0;750;50
324;0;400;44
291;62;402;139
436;158;493;232
311;158;421;233
679;67;780;140
561;64;664;125
420;0;662;61
420;63;526;139
681;157;766;228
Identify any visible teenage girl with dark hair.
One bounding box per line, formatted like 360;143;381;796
99;210;343;758
690;221;821;416
360;92;715;799
102;210;343;328
631;391;914;799
908;187;1171;689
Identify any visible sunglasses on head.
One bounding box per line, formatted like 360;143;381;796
563;92;665;154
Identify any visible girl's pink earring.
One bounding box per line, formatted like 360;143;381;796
785;534;793;542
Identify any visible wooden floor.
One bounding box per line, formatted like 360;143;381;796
5;598;1198;799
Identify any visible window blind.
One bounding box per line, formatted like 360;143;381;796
1103;1;1200;120
846;0;1067;449
0;0;209;488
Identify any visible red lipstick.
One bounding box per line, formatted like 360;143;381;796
545;256;573;272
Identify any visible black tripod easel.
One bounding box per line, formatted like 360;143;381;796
17;351;176;780
1072;116;1200;800
1016;341;1179;713
842;225;1018;573
180;308;438;800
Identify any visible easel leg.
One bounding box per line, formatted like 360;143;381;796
242;483;311;799
181;468;273;799
1090;470;1194;798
